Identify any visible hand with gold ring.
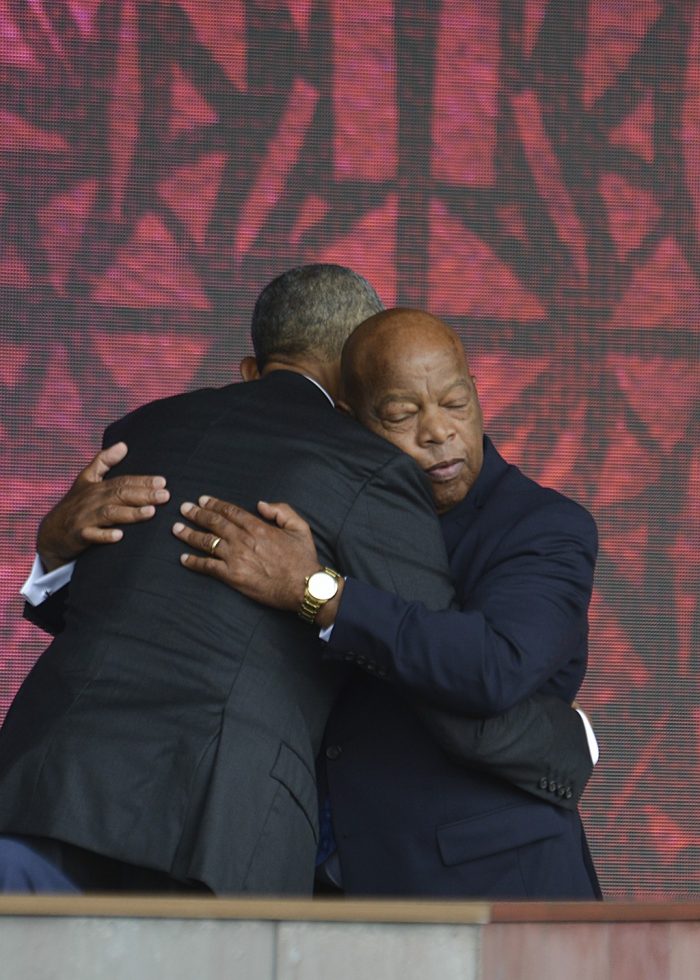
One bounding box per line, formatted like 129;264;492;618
171;495;342;624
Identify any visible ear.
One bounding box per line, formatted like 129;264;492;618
240;357;260;382
335;399;355;418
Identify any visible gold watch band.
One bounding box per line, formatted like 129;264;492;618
298;567;341;624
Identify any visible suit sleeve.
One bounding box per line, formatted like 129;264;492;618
325;497;597;714
326;454;596;808
330;452;455;620
413;694;594;810
23;586;70;635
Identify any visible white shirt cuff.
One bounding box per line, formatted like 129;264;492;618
318;624;334;643
575;707;599;766
21;554;76;607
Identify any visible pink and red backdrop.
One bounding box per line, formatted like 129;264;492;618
1;0;698;898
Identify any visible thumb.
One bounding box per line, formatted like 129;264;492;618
257;500;308;533
83;442;128;484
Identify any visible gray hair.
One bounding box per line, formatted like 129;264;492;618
251;264;384;368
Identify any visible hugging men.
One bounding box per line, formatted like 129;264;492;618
1;264;600;898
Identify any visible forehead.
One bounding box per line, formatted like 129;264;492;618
369;333;470;398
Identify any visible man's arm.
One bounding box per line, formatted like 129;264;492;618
23;456;597;806
172;488;597;807
328;471;597;801
177;491;595;715
22;443;169;634
328;499;597;714
174;451;455;620
36;442;169;572
23;582;73;636
414;694;594;810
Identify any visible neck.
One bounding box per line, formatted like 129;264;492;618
261;357;340;401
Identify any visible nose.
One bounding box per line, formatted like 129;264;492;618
416;406;455;446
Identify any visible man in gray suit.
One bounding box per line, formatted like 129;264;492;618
3;265;592;894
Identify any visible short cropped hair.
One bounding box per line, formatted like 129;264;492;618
251;264;384;368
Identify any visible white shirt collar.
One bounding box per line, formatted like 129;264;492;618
302;374;335;406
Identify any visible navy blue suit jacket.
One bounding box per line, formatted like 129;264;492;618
322;437;601;899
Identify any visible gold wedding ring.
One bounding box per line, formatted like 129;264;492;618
209;536;222;556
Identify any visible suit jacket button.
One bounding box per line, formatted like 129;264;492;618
325;745;342;761
557;785;567;797
538;777;548;790
566;788;573;799
548;781;557;793
344;654;354;662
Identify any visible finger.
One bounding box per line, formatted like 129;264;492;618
172;521;225;557
179;552;227;580
197;496;264;532
179;501;225;533
83;442;129;483
111;478;169;505
80;447;168;497
79;527;125;545
99;503;158;526
183;499;257;536
257;500;309;533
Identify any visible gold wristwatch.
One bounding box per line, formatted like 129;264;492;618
298;567;341;624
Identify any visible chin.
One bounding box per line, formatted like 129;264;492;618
434;483;470;514
434;492;456;514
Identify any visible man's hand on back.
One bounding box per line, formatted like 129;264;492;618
37;442;170;572
173;497;344;627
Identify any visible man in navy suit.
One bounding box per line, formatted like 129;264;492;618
176;307;601;899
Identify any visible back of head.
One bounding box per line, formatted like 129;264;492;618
251;264;384;369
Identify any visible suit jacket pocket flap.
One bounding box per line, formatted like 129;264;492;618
437;803;566;866
270;742;318;840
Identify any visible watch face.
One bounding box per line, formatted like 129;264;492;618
307;570;339;601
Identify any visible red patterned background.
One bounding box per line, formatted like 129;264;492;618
1;0;698;898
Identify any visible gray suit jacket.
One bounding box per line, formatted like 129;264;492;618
1;371;454;894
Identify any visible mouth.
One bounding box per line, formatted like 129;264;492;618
424;459;464;483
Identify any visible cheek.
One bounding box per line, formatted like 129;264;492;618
367;422;416;458
458;420;483;458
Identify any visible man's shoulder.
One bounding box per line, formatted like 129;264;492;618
486;440;596;534
259;374;410;468
318;412;430;497
105;384;228;436
510;467;593;524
